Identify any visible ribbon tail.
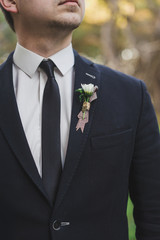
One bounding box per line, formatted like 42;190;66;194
76;119;86;133
76;111;89;133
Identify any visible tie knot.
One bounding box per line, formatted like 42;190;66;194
40;59;56;78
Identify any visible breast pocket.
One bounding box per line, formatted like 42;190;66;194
90;128;133;170
91;128;133;150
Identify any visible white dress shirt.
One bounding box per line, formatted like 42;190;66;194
13;43;75;176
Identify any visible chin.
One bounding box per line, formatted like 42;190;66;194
53;22;81;31
49;16;82;30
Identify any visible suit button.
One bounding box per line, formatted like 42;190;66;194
53;220;61;231
53;220;70;231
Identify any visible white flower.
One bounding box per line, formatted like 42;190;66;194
81;84;95;93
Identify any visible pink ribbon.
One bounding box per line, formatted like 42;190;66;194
76;91;98;133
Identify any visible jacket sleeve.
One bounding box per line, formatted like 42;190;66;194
129;81;160;239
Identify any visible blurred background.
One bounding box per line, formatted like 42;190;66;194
0;0;160;239
73;0;160;124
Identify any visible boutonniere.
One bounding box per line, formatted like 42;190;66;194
75;83;98;133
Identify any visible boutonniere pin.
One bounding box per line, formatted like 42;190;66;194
76;83;98;133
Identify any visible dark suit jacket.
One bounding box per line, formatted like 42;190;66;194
0;51;160;240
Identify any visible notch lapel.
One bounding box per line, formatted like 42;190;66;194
54;51;101;211
0;54;51;205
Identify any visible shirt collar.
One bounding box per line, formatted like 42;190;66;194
13;43;75;78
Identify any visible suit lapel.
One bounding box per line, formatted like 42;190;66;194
0;54;51;206
54;51;101;211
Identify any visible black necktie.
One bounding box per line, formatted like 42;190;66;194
40;59;62;203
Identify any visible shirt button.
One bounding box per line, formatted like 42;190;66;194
53;220;61;231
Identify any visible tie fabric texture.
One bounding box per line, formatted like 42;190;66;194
40;59;62;203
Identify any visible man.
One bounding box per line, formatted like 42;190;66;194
0;0;160;239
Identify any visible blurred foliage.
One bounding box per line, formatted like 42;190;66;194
73;0;160;116
0;13;16;62
127;197;136;239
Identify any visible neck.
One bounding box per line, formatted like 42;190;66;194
16;31;73;58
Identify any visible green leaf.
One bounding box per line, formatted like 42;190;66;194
79;94;84;102
75;88;83;93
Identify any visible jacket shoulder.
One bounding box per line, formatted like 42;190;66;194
94;62;143;87
0;52;14;71
78;54;144;92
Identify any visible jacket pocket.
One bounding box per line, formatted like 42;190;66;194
91;128;133;150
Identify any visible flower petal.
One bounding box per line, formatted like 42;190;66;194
81;83;94;93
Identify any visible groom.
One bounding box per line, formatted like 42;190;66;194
0;0;160;239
